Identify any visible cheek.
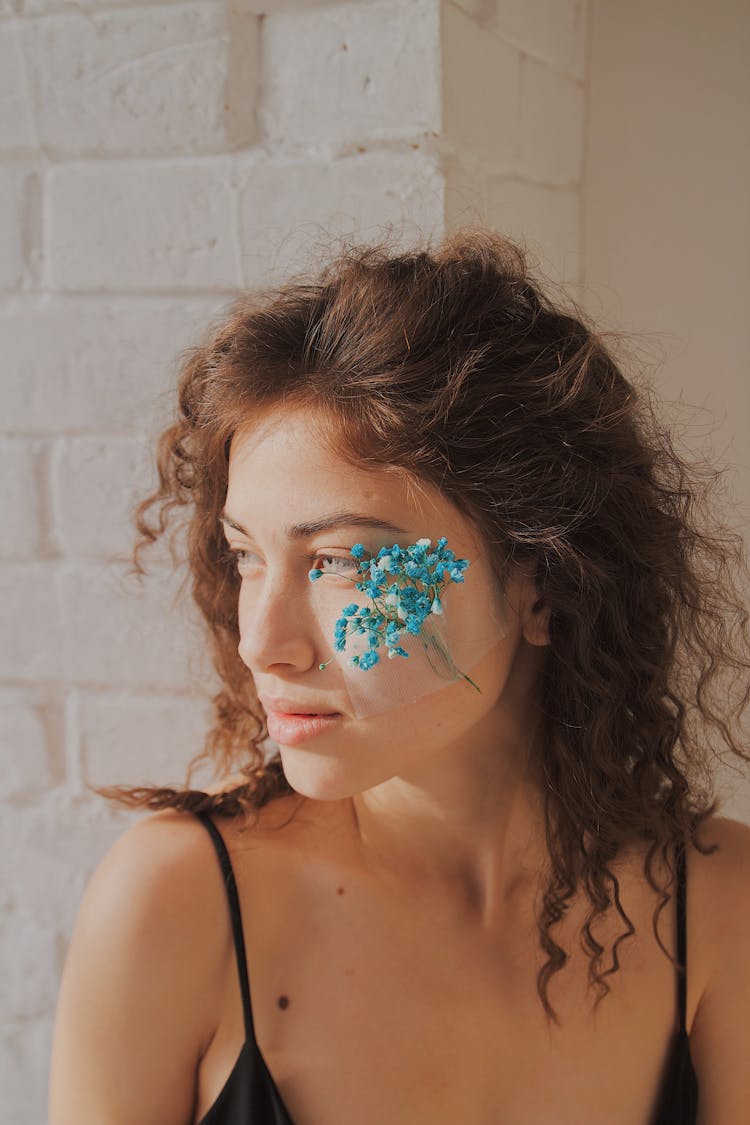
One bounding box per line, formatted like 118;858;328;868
273;658;514;802
358;658;507;755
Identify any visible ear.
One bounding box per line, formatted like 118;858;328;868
523;594;551;647
513;558;551;648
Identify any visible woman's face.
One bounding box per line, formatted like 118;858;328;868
222;405;546;799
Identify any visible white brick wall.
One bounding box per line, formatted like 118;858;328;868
21;4;260;156
1;1;587;1118
0;164;37;287
443;2;521;167
261;0;442;149
518;55;584;183
0;295;222;431
496;0;586;79
0;22;38;153
443;0;586;284
47;158;243;290
237;150;446;284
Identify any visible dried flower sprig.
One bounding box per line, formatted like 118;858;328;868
308;536;482;693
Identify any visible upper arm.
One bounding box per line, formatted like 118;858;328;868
48;809;228;1125
687;815;750;1124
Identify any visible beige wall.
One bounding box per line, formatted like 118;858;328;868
582;0;750;820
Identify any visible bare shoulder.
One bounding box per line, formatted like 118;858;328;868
66;804;232;958
48;807;250;1125
617;813;750;922
692;809;750;856
688;812;750;937
683;814;750;1122
80;806;238;950
686;813;750;991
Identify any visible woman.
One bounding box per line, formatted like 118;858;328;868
48;230;750;1124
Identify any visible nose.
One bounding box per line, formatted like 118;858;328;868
236;580;323;675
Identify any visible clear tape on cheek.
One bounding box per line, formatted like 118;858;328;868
309;542;511;720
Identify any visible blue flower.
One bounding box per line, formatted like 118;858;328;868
310;534;482;694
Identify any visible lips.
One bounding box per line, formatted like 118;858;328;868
265;710;343;746
259;695;341;716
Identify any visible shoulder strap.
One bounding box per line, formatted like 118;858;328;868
675;839;688;1032
194;811;255;1042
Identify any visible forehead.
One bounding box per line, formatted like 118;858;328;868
227;409;400;508
229;407;370;480
224;408;478;551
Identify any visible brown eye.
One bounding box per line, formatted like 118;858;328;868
222;547;258;571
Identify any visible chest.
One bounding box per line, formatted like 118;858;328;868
195;858;683;1125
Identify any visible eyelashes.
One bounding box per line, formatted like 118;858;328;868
309;555;360;576
220;547;358;577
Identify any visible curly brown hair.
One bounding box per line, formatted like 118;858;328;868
93;227;750;1021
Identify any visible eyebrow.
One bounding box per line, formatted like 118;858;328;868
219;508;409;540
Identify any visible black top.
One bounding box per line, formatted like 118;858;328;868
193;812;698;1125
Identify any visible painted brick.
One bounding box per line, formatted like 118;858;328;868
16;0;325;11
0;22;38;154
496;0;586;80
0;561;65;680
46;160;242;291
0;436;44;556
486;176;581;286
443;155;489;230
246;0;356;11
518;55;584;184
443;1;521;167
0;1017;53;1125
261;0;441;149
22;4;259;157
0;164;34;289
448;0;495;23
17;0;196;11
57;559;215;691
0;296;225;434
0;688;57;798
237;152;445;286
52;435;159;560
14;0;367;8
78;690;216;790
0;909;60;1018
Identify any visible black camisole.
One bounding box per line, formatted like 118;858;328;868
193;811;698;1124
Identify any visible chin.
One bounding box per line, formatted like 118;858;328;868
275;745;348;796
274;747;383;802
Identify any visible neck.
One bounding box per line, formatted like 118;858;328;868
347;644;551;927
